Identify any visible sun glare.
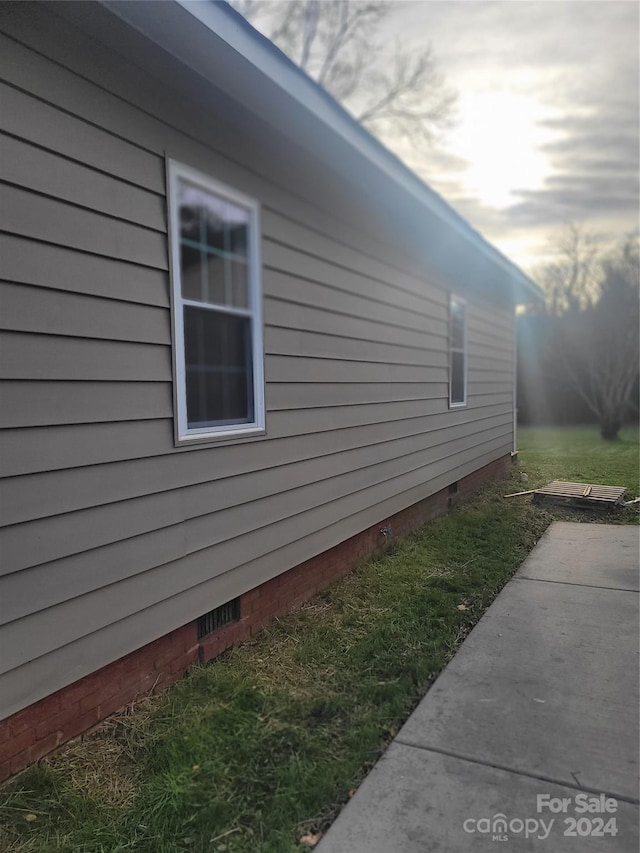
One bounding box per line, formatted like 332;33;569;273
448;92;555;209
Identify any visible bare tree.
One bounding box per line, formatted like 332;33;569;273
575;236;639;439
230;0;456;146
533;231;639;439
535;223;601;315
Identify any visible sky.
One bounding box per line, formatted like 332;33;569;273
383;0;639;271
241;0;639;274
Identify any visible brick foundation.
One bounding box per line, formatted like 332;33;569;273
0;454;511;782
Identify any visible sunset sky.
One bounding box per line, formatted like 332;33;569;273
243;0;639;273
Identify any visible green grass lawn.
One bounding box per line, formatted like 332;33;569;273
517;425;639;496
1;427;637;853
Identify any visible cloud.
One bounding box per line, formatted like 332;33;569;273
409;3;638;265
499;97;639;229
531;105;638;174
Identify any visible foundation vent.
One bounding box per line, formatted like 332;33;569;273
197;598;241;639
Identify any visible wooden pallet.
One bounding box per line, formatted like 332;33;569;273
533;480;627;508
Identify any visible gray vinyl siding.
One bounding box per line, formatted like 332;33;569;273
0;4;516;719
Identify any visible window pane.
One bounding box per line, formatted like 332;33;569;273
450;300;465;350
180;243;202;302
184;306;253;426
179;199;200;243
229;259;248;307
177;180;250;257
227;210;248;257
203;202;226;254
178;179;251;310
450;350;465;404
178;182;224;251
203;254;226;305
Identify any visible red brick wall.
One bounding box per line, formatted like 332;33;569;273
0;453;511;782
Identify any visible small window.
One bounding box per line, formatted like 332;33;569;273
449;296;467;407
168;161;265;442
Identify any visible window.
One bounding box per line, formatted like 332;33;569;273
449;295;467;407
168;161;265;442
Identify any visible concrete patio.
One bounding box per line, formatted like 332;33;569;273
318;521;640;852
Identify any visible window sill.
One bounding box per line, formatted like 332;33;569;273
174;426;267;449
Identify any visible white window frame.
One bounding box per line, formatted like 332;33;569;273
448;294;467;408
167;159;265;444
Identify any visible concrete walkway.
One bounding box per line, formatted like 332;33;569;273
318;522;639;852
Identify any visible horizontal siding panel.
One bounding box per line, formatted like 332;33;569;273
264;240;445;320
467;392;513;407
0;411;512;527
157;432;511;577
469;385;512;398
264;297;444;348
0;381;173;428
0;432;511;670
0;437;511;718
469;306;513;337
468;330;513;356
1;27;400;287
0;234;170;306
0;132;167;231
0;332;171;382
265;327;437;364
0;81;166;193
0;400;441;476
1;23;439;298
467;329;513;356
0;492;181;581
2;425;512;625
269;396;505;433
0;20;267;189
267;382;446;410
0;423;512;576
266;355;446;383
471;383;512;393
0;418;173;477
467;353;513;372
468;345;513;365
0;283;171;344
263;208;447;310
264;269;443;337
1;184;168;269
467;370;513;383
469;304;513;326
0;397;515;478
0;522;186;629
176;438;503;564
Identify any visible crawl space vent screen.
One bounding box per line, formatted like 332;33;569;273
197;598;241;639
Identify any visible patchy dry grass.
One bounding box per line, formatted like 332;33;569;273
57;737;139;809
1;427;637;852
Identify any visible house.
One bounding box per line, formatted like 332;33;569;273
0;0;541;779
